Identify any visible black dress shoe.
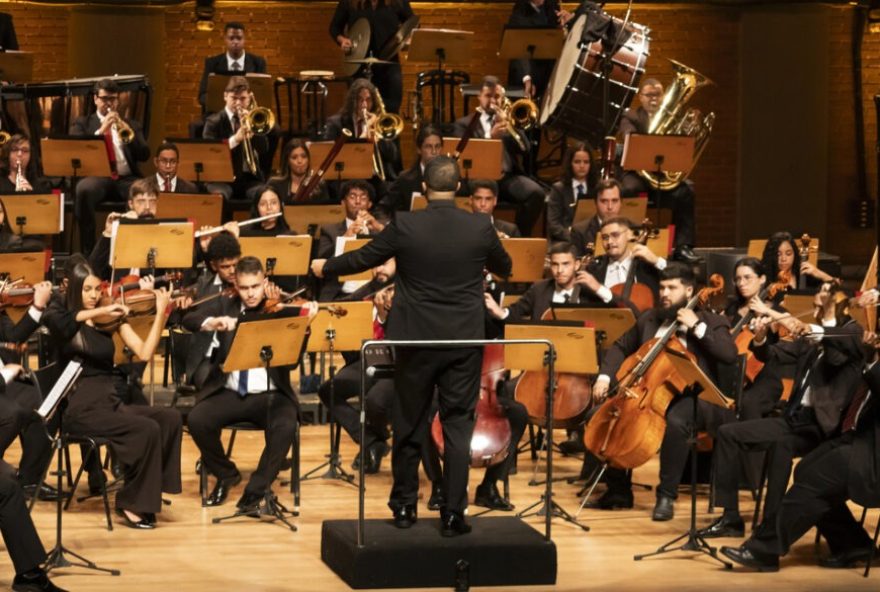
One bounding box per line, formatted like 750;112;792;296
115;507;155;530
391;504;417;529
205;472;242;507
427;483;445;511
674;245;701;264
819;546;878;568
12;568;68;592
236;490;264;513
21;483;64;502
557;438;586;456
652;495;675;521
440;510;472;537
720;545;779;572
143;512;157;526
698;514;745;538
585;490;634;510
474;482;514;511
365;441;390;474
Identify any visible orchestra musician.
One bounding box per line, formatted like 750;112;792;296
238;185;292;237
453;76;544;238
153;142;200;194
268;138;330;204
0;12;18;52
183;256;316;511
0;135;51;194
385;124;442;213
312;156;512;536
585;263;737;518
547;141;595;244
570;179;624;258
197;22;267;113
329;0;414;114
506;0;563;100
0;475;67;592
42;263;182;529
761;231;836;291
720;336;880;572
70;78;150;254
317;180;386;301
618;78;699;264
469;179;522;239
699;282;865;540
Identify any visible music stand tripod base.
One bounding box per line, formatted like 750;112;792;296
212;491;298;532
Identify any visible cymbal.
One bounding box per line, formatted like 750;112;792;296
345;57;394;65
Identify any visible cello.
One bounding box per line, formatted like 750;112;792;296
608;219;658;313
431;343;512;467
583;274;725;469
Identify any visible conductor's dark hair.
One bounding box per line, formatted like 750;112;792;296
94;78;121;95
206;232;241;263
660;262;695;287
65;262;96;312
225;22;245;32
235;256;263;277
470;179;498;196
548;241;578;259
424;156;460;193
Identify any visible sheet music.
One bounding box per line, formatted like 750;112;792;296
37;360;82;419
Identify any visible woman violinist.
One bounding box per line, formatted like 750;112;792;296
761;231;834;291
42;263;182;529
268;138;330;204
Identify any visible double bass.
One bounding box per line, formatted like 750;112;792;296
583;274;725;469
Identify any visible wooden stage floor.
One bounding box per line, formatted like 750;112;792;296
5;424;879;592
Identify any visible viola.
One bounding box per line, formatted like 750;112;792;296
731;270;791;383
431;343;512;467
608;219;658;313
93;290;160;333
583;274;725;469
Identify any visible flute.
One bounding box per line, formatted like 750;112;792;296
194;212;283;238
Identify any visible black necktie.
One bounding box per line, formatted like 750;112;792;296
577;184;586;200
563;293;571;303
232;113;240;132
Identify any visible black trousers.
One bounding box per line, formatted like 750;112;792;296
187;388;298;495
620;172;695;248
0;475;46;575
499;173;545;237
317;359;392;449
746;438;874;557
0;381;53;486
367;62;403;114
713;408;824;521
738;371;785;422
390;347;482;514
74;175;137;254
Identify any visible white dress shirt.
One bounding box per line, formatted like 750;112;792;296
226;51;246;72
155;173;177;192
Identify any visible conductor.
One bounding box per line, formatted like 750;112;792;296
312;156;512;536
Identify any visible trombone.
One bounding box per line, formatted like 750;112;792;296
497;91;539;152
361;90;403;181
239;92;276;176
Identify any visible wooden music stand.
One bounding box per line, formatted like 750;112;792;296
307;140;373;181
497;27;564;61
505;322;597;374
1;193;63;235
0;51;34;82
168;139;234;184
500;238;547;282
112;315;155;365
595;226;673;259
205;73;274;114
222;309;310;374
406;28;473;66
781;293;816;320
306;301;373;353
284;204;346;236
338;238;372;282
441;137;503;180
238;235;313;276
547;304;636;349
0;250;48;285
157;192;223;230
622;134;695;176
409;194;471;212
41;138;110;179
664;347;734;410
573;196;648;225
110;220;194;270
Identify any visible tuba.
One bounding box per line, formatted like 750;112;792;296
637;60;715;191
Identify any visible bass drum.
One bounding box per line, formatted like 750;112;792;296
540;12;650;147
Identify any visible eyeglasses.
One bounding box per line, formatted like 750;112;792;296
734;275;758;284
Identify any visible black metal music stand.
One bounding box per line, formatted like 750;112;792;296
407;28;473;128
211;309;311;531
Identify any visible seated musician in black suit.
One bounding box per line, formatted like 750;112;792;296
202;76;274;201
70;78;151;254
183;256;316;510
547;141;595;244
570;179;623;257
317;180;386;301
584;263;738;518
0;135;52;195
268;138;330;204
385;124;443;213
153;142;199;194
197;22;267;113
453;76;545;237
0;474;67;592
470;179;521;239
699;282;865;540
721;337;880;572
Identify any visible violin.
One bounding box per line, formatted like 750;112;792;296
583;274;725;469
431;343;512;467
93;290;161;333
0;283;62;309
103;271;183;299
608;219;658;313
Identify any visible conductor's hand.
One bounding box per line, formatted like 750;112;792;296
311;259;327;278
592;378;610;404
484;293;505;319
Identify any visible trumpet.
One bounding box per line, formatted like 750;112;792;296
240;92;276;176
109;111;134;144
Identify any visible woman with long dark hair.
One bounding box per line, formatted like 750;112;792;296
240;185;292;237
760;231;834;291
268;138;329;203
547;141;596;242
42;263;182;529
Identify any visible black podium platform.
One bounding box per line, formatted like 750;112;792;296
321;517;557;589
